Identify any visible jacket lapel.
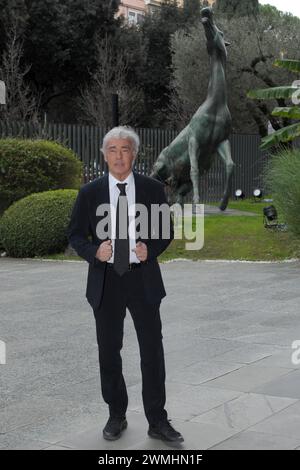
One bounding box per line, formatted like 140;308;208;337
98;172;109;205
133;170;147;205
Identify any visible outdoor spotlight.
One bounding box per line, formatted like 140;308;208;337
263;204;287;231
263;205;277;222
253;188;263;200
235;189;245;200
263;205;279;230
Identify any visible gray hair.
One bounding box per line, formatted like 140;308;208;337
100;126;140;157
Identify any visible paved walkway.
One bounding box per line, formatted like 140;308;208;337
202;204;258;217
0;257;300;450
174;203;258;218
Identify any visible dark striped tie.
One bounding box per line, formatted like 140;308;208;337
113;183;129;276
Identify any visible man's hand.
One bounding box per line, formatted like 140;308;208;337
132;241;148;262
96;239;113;262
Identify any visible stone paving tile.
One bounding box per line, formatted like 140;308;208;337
202;364;294;392
249;400;300;439
127;381;243;420
0;430;50;450
14;403;109;445
251;369;300;399
190;393;297;432
168;360;243;385
0;395;83;434
56;411;238;451
212;343;286;365
252;349;300;370
1;258;300;450
209;430;300;450
43;445;73;450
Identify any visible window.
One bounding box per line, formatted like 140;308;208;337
127;9;144;25
137;13;144;25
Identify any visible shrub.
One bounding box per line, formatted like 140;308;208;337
264;147;300;237
0;189;78;257
0;138;82;214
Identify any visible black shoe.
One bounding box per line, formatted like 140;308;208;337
103;416;127;441
148;419;184;443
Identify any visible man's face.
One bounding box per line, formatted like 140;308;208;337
104;138;136;180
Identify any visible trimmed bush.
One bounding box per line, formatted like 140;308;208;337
264;148;300;237
0;138;83;214
0;189;78;257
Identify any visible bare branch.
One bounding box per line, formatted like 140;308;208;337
75;34;144;127
0;19;42;127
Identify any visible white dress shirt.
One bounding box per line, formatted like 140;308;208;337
107;171;140;264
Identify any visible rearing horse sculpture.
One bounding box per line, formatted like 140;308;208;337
150;7;235;211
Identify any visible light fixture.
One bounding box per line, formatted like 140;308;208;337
235;189;245;200
263;205;277;223
263;205;279;230
263;205;288;231
253;188;263;201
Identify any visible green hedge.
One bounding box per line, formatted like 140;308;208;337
0;189;78;257
0;138;82;214
265;148;300;237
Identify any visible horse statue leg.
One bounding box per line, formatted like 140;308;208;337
174;181;193;207
188;136;201;213
216;139;235;211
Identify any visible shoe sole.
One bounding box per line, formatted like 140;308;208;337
103;420;128;441
148;429;184;443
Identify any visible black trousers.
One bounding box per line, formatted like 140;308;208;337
93;263;168;425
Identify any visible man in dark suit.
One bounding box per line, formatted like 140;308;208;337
67;126;184;444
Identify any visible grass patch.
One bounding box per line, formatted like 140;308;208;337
14;199;299;263
159;215;300;262
36;214;300;263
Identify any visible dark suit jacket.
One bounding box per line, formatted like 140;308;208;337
67;171;174;311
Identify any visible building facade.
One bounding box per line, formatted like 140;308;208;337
117;1;214;25
117;1;146;25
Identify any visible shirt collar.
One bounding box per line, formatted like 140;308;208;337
109;171;134;190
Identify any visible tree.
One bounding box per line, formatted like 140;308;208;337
215;0;259;19
134;0;208;127
75;35;145;127
23;1;121;120
136;1;182;126
168;6;300;135
182;0;203;24
248;59;300;148
0;0;28;51
0;18;41;124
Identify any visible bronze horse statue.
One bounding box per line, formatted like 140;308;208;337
150;7;235;211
